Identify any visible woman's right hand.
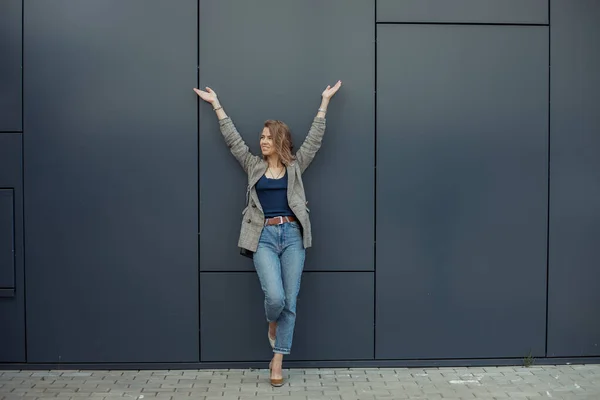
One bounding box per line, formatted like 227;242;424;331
193;87;219;105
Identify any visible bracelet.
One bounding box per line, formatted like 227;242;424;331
213;106;223;111
318;108;327;113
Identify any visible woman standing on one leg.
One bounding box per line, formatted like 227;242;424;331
193;81;342;386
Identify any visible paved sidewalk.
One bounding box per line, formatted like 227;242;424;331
1;365;600;400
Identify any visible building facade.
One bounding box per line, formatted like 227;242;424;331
0;0;599;368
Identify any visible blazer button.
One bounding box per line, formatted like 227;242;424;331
246;219;251;223
252;204;256;208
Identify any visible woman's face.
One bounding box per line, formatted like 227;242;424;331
260;127;276;157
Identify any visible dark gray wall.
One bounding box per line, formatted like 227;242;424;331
198;0;374;363
23;0;198;362
376;24;548;359
547;0;600;357
0;1;24;359
0;0;22;132
0;134;25;362
0;0;598;366
377;0;548;24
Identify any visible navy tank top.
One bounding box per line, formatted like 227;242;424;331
255;170;295;218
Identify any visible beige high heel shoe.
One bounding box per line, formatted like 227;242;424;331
269;360;284;387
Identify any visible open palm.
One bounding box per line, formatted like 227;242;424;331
193;87;218;104
322;80;342;99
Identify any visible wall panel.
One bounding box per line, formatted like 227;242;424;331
0;0;22;131
24;0;198;362
377;0;548;24
547;0;600;357
0;134;25;362
200;272;374;361
376;25;548;359
199;0;374;272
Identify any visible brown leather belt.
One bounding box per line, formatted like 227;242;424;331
264;216;297;226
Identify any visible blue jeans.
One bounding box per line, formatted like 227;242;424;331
253;221;305;355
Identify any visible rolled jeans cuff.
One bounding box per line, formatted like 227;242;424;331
273;347;290;355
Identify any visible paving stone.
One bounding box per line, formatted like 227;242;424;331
1;365;599;400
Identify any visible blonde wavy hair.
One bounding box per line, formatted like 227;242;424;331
263;120;295;166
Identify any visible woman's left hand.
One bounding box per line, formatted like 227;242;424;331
322;80;342;100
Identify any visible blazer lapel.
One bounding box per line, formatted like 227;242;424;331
286;162;296;205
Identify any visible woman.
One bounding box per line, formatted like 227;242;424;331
193;81;342;386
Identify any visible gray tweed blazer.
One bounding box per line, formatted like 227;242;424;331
218;116;326;252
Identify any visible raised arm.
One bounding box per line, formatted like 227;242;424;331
296;80;342;173
193;87;260;174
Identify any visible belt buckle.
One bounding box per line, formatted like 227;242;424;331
264;216;288;226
